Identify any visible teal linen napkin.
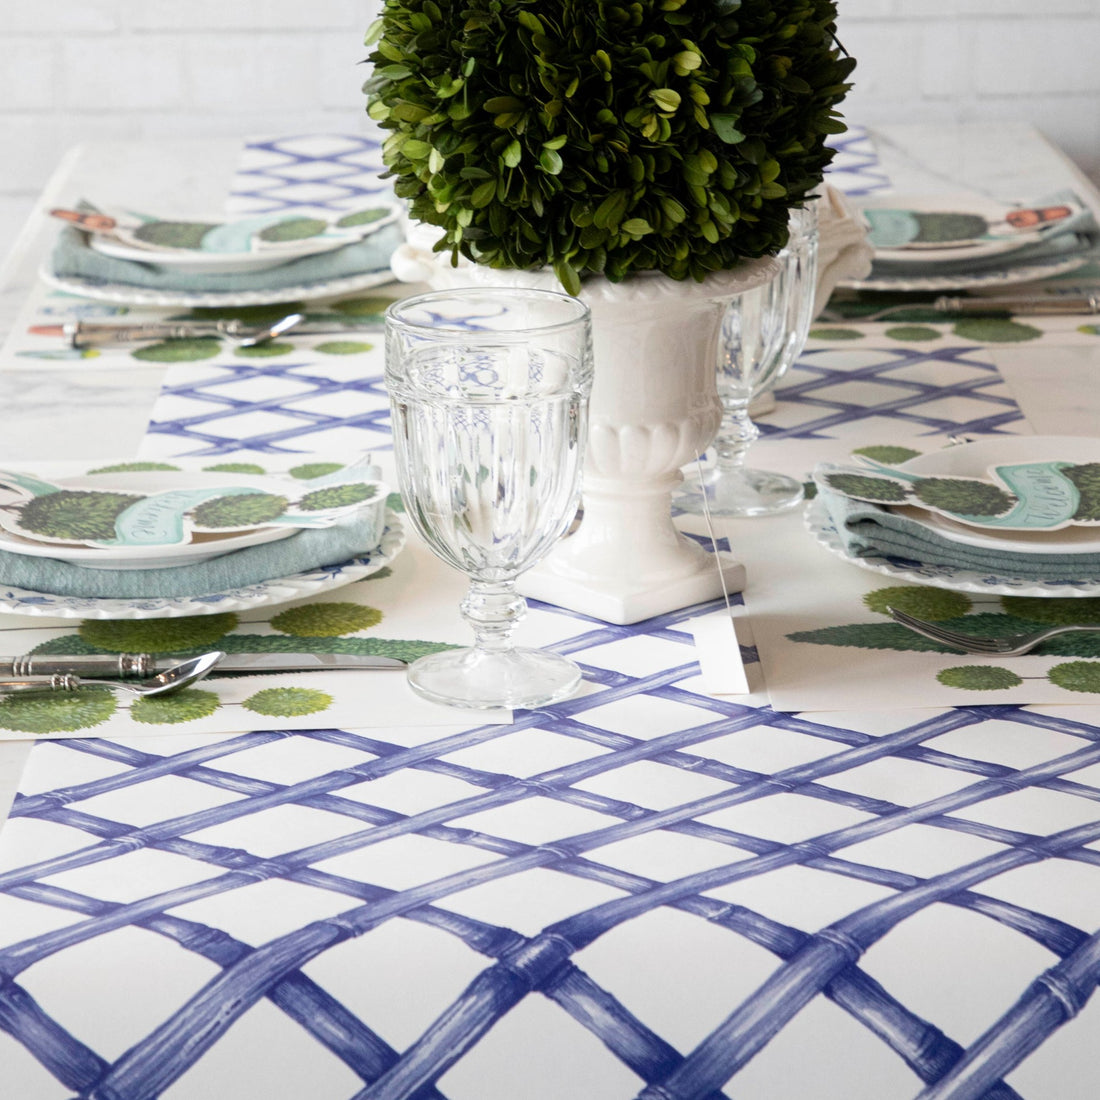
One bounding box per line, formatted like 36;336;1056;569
0;508;387;599
50;222;403;293
821;490;1100;582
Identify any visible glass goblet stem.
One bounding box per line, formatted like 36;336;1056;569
460;579;527;654
711;394;759;474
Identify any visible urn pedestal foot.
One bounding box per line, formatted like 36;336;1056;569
518;473;746;625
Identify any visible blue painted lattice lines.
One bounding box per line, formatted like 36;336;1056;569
5;698;1100;1096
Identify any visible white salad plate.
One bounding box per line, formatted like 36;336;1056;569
0;512;405;620
846;253;1091;293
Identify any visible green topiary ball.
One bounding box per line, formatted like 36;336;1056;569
364;0;854;292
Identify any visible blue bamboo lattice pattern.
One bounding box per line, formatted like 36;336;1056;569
1;129;1099;1100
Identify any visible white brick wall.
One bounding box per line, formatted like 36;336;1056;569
837;2;1100;180
2;1;1099;263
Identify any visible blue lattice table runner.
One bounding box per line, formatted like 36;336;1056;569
3;131;1100;1099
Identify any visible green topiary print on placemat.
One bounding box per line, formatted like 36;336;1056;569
203;463;267;475
244;687;333;717
851;446;923;465
809;327;863;341
386;492;404;514
132;338;222;362
0;689;117;734
234;342;294;358
315;341;375;355
1000;596;1100;625
1048;661;1100;694
131;689;221;725
88;462;182;474
190;493;288;528
289;462;345;480
183;304;306;324
952;319;1042;344
330;297;393;318
79;613;239;654
863;586;972;620
884;325;940;342
937;666;1023;691
271;602;383;636
787;622;954;652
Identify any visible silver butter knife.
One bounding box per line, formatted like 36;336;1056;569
58;313;384;349
61;315;304;348
2;653;406;677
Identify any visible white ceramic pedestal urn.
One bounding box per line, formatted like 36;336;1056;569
392;245;779;624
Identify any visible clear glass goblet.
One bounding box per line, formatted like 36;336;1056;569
677;204;820;517
385;287;593;710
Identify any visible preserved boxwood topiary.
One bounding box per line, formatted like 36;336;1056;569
364;0;854;293
15;490;141;541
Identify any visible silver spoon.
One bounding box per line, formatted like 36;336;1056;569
0;650;224;697
237;313;304;347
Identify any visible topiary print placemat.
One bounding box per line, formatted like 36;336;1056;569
0;539;509;740
720;437;1100;711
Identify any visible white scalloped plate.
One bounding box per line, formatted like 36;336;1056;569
805;496;1100;597
842;253;1090;293
0;511;405;619
39;266;396;308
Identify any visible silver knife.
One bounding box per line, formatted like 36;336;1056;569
58;314;384;349
934;293;1100;315
2;653;406;677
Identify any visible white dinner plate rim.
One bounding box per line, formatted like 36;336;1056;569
0;510;406;619
840;253;1090;293
804;495;1100;597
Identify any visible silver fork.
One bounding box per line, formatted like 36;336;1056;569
887;606;1100;656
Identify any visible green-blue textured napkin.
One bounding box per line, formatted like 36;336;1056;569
50;222;403;293
821;490;1100;582
0;508;388;599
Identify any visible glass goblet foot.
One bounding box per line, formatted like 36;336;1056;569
408;645;581;710
686;464;805;518
406;579;580;710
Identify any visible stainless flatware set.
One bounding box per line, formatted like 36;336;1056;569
0;650;405;696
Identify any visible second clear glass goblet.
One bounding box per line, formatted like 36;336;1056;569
677;204;820;517
385;287;593;710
